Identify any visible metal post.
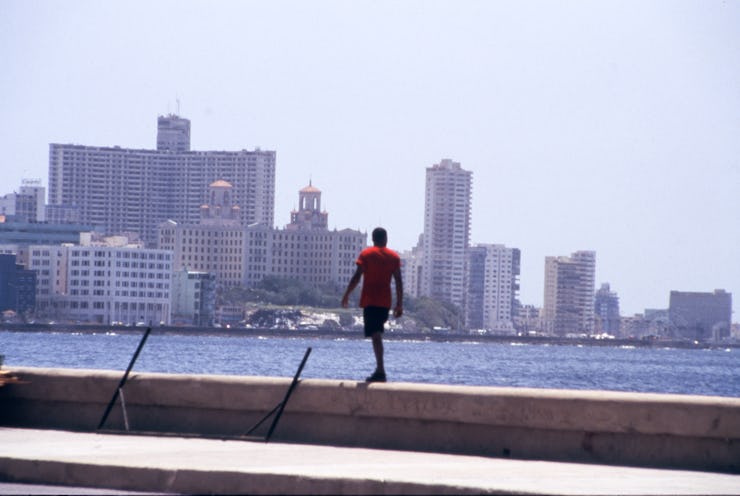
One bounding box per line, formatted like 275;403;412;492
97;327;151;430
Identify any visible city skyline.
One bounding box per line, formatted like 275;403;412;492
1;1;738;317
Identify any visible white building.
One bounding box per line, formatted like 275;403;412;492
158;180;245;288
420;159;472;309
171;267;216;327
399;235;424;298
542;251;596;336
0;179;46;222
29;236;172;325
465;244;520;333
244;183;365;290
48;114;275;244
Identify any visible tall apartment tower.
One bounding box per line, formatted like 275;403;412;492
465;244;521;333
594;282;621;335
157;114;191;152
48;115;275;245
420;159;472;309
542;250;596;336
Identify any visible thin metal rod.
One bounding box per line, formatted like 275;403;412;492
245;402;282;436
119;388;130;432
265;347;311;442
97;327;152;430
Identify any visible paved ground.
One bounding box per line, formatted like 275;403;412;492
1;428;739;495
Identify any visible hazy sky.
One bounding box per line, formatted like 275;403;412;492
1;0;738;318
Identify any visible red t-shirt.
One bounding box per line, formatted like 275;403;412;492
357;245;401;309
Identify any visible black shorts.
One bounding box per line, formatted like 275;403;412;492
363;306;389;337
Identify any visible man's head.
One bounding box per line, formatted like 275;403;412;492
371;227;388;247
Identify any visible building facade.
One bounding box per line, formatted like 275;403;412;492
420;159;472;309
244;183;365;290
48;114;275;244
29;239;172;325
0;253;36;317
399;235;424;298
668;289;732;341
465;244;521;333
171;267;216;327
594;282;621;335
542;250;596;336
0;179;46;222
0;217;92;246
158;180;245;289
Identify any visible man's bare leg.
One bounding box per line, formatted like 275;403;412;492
369;332;386;381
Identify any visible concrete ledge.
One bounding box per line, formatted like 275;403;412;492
1;367;738;472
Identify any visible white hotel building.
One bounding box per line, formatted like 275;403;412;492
28;236;172;325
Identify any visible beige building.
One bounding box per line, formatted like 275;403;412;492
244;183;365;290
542;251;596;336
158;180;245;288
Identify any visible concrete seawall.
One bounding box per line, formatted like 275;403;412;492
1;366;738;473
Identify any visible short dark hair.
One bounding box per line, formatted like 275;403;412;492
371;227;387;246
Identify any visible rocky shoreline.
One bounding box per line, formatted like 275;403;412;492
2;322;737;350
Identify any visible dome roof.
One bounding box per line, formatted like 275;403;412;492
300;181;321;193
210;179;233;188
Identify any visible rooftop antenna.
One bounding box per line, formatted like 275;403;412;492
176;96;181;116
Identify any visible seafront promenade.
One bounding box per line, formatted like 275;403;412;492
1;365;740;493
2;427;740;495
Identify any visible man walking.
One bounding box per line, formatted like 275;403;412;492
341;227;403;382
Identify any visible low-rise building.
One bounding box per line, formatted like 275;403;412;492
171;267;216;327
29;237;172;325
0;253;36;318
669;289;732;341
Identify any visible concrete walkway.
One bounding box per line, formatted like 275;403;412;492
1;428;739;495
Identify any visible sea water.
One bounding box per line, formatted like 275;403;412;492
1;330;738;398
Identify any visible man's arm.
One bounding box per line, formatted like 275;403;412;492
392;267;403;317
341;265;363;308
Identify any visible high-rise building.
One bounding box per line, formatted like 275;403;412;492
420;159;472;309
594;283;621;335
244;183;365;290
157;114;191;152
158;180;245;288
465;244;520;333
48;115;275;244
542;251;596;336
668;289;732;341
